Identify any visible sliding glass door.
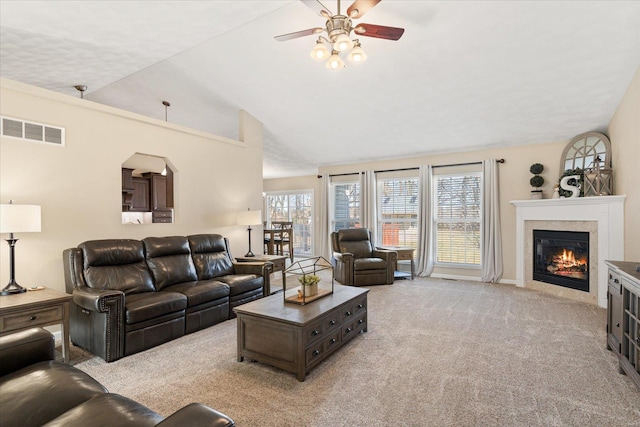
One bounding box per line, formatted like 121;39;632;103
264;191;313;257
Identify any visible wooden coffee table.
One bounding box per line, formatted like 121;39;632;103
235;284;368;381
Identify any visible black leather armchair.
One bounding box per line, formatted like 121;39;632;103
0;328;235;427
331;228;397;286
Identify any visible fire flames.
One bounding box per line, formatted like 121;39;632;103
546;248;587;278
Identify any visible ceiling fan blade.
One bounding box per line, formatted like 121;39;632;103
274;27;324;42
300;0;333;18
347;0;381;19
354;23;404;40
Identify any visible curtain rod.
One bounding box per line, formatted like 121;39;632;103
317;159;504;178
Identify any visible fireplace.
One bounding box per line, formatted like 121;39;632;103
533;229;589;292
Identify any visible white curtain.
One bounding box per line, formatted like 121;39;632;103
319;175;331;260
360;170;377;246
480;159;503;282
416;165;434;277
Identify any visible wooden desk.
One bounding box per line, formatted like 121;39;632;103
377;246;415;280
0;287;72;363
236;254;287;296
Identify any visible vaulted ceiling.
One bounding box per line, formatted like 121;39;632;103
1;1;638;178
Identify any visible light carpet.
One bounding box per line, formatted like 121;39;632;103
71;278;640;426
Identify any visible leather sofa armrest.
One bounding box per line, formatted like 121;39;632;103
332;252;354;286
232;261;272;277
72;286;124;313
0;328;55;376
155;403;235;427
372;249;398;284
372;249;398;264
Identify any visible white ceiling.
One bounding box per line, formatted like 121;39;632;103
1;1;639;179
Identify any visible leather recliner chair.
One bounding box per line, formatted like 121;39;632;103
0;328;235;427
331;228;397;286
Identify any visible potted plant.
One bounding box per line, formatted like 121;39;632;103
529;163;544;199
298;274;320;297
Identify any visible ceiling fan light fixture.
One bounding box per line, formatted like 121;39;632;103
333;33;353;52
310;39;330;60
326;51;344;71
348;40;367;63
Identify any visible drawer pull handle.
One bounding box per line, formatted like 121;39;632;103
312;350;320;357
345;327;352;334
637;337;640;344
330;338;336;344
30;316;37;321
357;304;364;309
614;278;619;283
312;330;319;336
329;320;336;326
616;323;620;328
358;319;364;324
345;311;351;316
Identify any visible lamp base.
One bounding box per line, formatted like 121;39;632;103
244;251;255;257
1;281;27;296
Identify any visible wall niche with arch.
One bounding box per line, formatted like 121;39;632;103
121;153;175;224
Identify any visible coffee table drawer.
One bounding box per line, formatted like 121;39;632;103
1;305;63;332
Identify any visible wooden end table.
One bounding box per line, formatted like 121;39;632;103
235;254;287;296
0;287;72;363
377;246;415;280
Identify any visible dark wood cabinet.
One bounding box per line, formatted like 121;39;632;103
606;260;640;391
130;177;150;212
147;173;167;210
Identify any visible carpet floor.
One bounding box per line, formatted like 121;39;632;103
71;278;640;426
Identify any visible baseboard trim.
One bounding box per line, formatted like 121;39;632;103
430;273;517;286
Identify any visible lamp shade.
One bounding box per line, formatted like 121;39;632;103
0;204;41;233
237;210;262;226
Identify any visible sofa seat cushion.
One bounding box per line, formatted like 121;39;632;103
43;393;163;427
162;280;230;307
354;258;388;270
0;361;107;427
216;274;262;296
125;292;187;324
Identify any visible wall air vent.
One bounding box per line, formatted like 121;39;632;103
1;116;65;146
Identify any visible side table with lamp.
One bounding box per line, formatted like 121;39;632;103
0;200;72;363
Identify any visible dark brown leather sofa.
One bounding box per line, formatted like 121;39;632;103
0;328;235;427
63;234;270;362
331;228;397;286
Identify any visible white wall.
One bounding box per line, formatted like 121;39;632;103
0;78;264;293
608;66;640;261
266;68;640;279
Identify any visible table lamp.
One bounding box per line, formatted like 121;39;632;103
0;201;41;295
237;209;262;257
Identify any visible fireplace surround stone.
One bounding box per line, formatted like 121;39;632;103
511;195;625;308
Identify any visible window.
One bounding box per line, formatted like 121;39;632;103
264;191;313;257
330;181;360;232
377;177;419;249
434;173;481;266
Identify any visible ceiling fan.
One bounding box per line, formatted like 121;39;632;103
275;0;405;70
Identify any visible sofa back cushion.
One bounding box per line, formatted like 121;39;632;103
79;239;155;295
143;236;198;291
187;234;234;280
336;228;374;259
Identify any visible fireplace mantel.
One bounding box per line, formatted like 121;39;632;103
511;195;625;308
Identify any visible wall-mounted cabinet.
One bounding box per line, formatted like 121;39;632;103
130;177;150;212
121;154;174;224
